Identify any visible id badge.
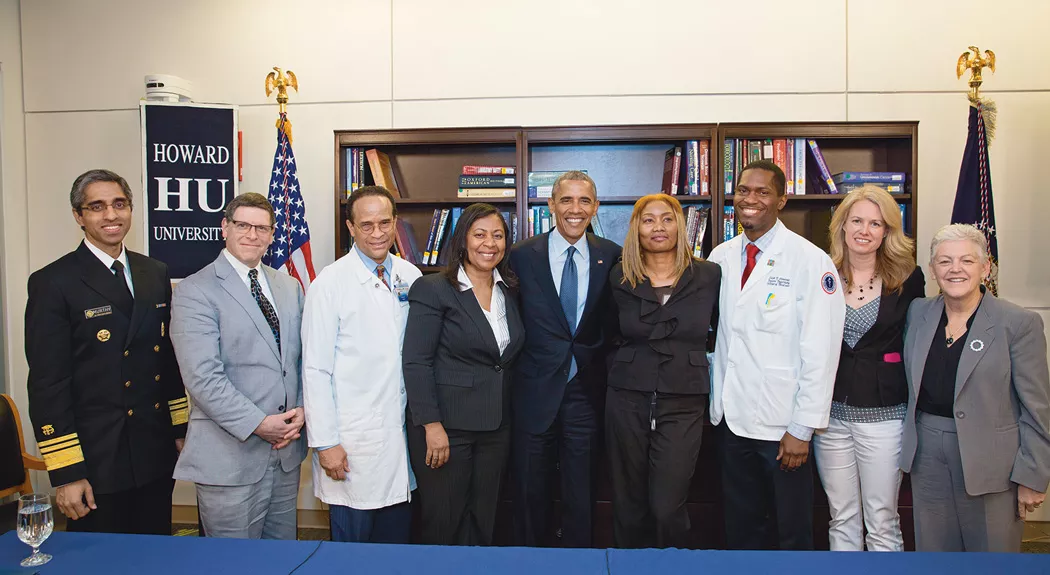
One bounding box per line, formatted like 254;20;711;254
393;276;410;302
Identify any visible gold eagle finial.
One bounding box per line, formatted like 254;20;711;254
957;46;995;101
265;67;298;114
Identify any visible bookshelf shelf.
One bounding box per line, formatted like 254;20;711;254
334;121;918;260
724;193;913;203
338;197;517;206
527;195;713;205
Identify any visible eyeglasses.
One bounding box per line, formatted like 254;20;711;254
229;219;275;236
355;219;394;234
79;199;131;213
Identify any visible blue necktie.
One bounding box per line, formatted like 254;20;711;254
560;246;579;381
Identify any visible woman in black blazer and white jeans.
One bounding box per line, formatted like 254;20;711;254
813;185;925;551
403;204;524;546
606;194;720;549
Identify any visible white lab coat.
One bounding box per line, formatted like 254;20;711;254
301;246;422;509
708;220;845;442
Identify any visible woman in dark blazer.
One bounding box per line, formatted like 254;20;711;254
403;204;524;546
606;193;720;549
900;224;1050;552
813;185;925;551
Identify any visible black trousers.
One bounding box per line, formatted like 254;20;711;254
605;387;706;549
65;477;174;535
407;421;510;545
720;423;814;550
512;376;598;547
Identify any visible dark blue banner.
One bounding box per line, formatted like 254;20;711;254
140;102;238;279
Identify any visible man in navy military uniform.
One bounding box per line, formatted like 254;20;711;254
26;169;188;534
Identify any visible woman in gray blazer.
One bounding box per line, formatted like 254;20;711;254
900;224;1050;552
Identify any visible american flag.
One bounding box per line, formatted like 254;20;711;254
951;101;999;295
263;114;316;291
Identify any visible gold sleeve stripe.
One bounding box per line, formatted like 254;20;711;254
38;433;78;448
168;398;189;407
39;438;80;454
170;408;189;426
42;445;85;470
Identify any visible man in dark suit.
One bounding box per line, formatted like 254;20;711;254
509;171;621;547
26;169;187;535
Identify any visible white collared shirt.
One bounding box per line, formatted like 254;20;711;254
223;249;277;315
457;266;511;356
84;239;134;296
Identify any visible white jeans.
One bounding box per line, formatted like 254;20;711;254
813;417;904;551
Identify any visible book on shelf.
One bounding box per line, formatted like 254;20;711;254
429;209;452;265
726;137;822;195
699;140;711;197
831;171;906;185
589;205;633;246
462;165;515;176
344;147;374;197
806;140;838;194
457;188;515;198
365;149;402;198
723;140;736;194
693;207;710;258
422;209;442;264
838;182;904;194
459;174;516;188
528;170;587;198
661;146;682;195
794;138;807;195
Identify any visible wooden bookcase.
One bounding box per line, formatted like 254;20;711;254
332;121;920;550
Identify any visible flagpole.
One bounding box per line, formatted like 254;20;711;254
262;66;317;291
952;47;1000;296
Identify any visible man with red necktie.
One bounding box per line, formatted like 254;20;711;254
707;160;846;550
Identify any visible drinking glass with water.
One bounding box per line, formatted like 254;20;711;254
17;493;53;567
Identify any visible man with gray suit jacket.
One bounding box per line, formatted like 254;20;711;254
170;192;307;540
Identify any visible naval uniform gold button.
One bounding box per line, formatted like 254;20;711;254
155;375;161;382
124;381;131;388
124;350;129;357
154;403;160;409
154;345;160;352
127;409;134;416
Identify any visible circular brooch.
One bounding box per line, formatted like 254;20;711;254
970;339;985;352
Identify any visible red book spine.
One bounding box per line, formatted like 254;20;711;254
773;139;787;173
699;140;710;196
462;165;515;175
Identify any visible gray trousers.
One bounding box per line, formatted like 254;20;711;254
195;449;301;540
911;412;1022;552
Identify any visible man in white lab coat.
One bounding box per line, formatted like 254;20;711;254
301;186;422;543
708;160;845;550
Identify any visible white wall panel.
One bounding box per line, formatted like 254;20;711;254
395;93;846;129
21;0;392;112
848;0;1050;93
24;110;142;273
393;0;846;100
849;92;1050;308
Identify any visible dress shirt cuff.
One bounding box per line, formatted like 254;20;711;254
786;422;814;442
315;445;337;451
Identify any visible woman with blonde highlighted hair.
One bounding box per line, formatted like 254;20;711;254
605;193;721;548
813;184;925;551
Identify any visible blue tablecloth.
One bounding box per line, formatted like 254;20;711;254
606;547;1050;574
0;531;319;574
3;531;1050;574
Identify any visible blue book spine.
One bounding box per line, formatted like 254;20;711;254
807;139;838;194
831;171;907;184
